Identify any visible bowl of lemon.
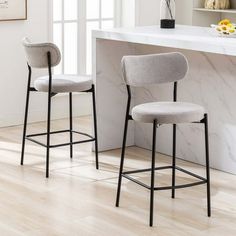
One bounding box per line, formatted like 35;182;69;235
211;19;236;37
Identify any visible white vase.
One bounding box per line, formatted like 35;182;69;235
160;0;176;28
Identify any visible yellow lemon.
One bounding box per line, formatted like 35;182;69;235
219;19;231;26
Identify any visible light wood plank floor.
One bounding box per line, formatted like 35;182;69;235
0;116;236;236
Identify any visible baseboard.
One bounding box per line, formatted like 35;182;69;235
0;93;92;128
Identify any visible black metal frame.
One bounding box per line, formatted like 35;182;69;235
116;82;211;227
21;52;99;178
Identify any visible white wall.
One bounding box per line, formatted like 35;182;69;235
0;0;91;128
135;0;160;26
121;0;160;27
176;0;194;25
121;0;136;27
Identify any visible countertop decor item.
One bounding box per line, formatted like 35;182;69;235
211;18;236;36
0;0;27;21
205;0;230;10
160;0;175;28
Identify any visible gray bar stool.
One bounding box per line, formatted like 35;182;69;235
21;38;99;178
115;52;211;226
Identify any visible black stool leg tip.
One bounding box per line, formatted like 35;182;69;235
96;161;99;170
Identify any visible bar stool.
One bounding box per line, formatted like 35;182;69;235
21;38;99;178
115;52;211;226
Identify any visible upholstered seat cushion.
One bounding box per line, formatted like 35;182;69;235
34;75;93;93
132;102;205;124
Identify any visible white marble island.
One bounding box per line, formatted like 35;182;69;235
93;25;236;174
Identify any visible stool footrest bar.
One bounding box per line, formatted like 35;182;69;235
50;139;95;148
27;129;70;138
71;131;94;139
175;166;206;181
122;174;151;190
154;180;207;191
26;137;95;148
26;137;47;147
123;165;173;175
25;129;95;148
122;165;207;192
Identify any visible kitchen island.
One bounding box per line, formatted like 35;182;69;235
92;25;236;174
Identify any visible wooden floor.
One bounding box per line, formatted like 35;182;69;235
0;116;236;236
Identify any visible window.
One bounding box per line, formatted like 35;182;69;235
52;0;120;75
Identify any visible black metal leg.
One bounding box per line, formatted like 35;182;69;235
92;85;99;169
46;92;52;178
171;124;177;198
69;92;73;159
150;120;157;227
204;114;211;217
21;66;32;165
116;115;129;207
46;52;52;178
116;86;132;207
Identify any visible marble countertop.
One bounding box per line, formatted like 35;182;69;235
93;25;236;56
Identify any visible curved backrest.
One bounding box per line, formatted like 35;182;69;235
121;52;188;86
22;37;61;68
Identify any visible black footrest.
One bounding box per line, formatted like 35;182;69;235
25;129;95;148
122;165;207;191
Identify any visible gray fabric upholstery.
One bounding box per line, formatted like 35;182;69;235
132;102;205;124
121;52;188;87
22;38;61;69
34;75;93;93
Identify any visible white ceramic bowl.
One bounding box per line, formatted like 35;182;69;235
211;23;236;37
